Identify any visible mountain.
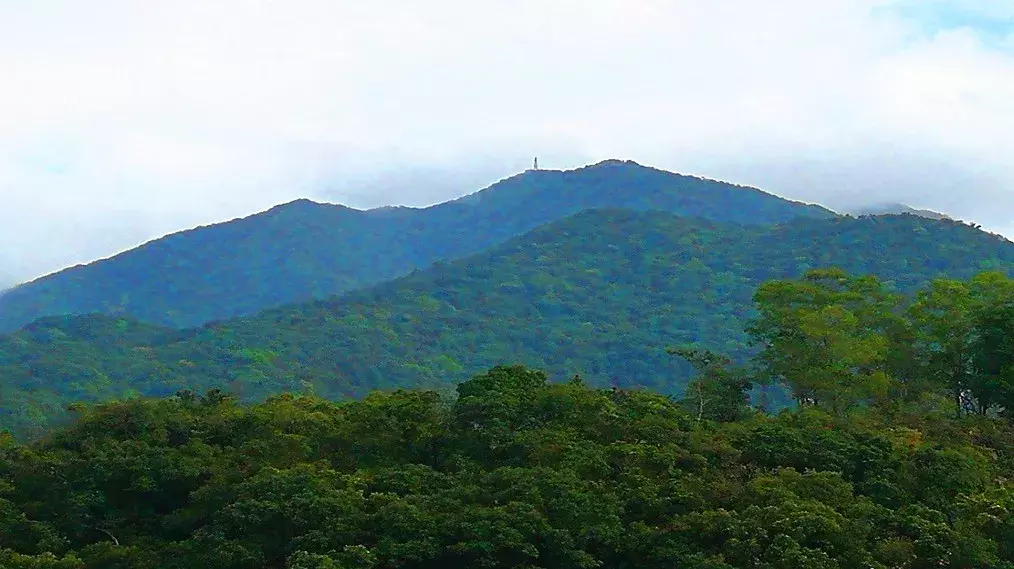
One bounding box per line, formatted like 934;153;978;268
0;160;833;332
850;202;952;220
2;211;1011;437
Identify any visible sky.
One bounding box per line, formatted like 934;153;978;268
1;0;1013;286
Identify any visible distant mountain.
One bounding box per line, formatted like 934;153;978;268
850;202;952;221
2;211;1010;437
0;161;832;332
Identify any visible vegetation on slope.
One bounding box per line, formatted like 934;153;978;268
850;202;953;220
3;268;1014;567
1;211;1012;437
0;161;832;331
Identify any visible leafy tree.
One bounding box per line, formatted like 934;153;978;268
908;277;979;415
0;360;1013;567
970;299;1014;416
909;272;1014;415
6;269;1014;567
748;269;902;413
667;346;751;421
0;551;84;569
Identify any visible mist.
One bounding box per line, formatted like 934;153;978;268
2;0;1012;284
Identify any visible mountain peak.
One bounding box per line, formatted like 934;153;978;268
849;202;952;221
265;198;355;213
585;158;643;169
518;159;645;177
0;160;835;331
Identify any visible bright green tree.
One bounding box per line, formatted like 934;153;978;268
748;269;902;413
909;272;1014;415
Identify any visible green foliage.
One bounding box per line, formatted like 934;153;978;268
0;551;84;569
749;269;904;412
908;272;1014;415
3;262;1014;565
667;347;752;422
2;211;1012;436
1;364;1013;568
748;270;1014;418
970;299;1014;415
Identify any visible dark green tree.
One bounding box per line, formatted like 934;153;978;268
970;300;1014;416
667;346;751;422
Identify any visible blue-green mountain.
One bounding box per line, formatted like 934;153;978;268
3;209;1010;437
0;160;831;331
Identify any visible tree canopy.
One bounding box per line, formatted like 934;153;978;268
2;270;1014;567
2;210;1012;437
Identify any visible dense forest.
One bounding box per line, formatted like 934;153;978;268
2;210;1012;437
3;161;1011;566
0;161;832;332
2;269;1014;568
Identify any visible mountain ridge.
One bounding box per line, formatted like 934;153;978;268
849;202;953;220
0;160;834;331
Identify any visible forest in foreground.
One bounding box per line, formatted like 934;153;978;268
2;269;1014;568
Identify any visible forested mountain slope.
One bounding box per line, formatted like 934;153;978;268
0;160;832;331
1;211;1010;437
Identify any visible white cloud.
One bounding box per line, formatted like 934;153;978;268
0;0;1012;285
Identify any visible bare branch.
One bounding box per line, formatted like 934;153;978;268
85;525;120;546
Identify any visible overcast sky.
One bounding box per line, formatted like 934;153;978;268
1;1;1013;286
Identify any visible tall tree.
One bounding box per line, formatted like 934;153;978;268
970;300;1014;416
748;269;902;413
667;346;751;422
909;272;1014;416
909;278;977;415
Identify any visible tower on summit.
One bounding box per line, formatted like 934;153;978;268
533;157;539;170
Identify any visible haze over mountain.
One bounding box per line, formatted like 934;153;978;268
5;2;1014;287
849;202;953;220
0;160;832;332
2;209;1010;437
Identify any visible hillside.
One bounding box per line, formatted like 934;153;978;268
850;202;953;220
0;160;832;331
2;211;1011;437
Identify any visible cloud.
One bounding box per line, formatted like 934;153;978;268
886;1;1014;39
0;0;1012;285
